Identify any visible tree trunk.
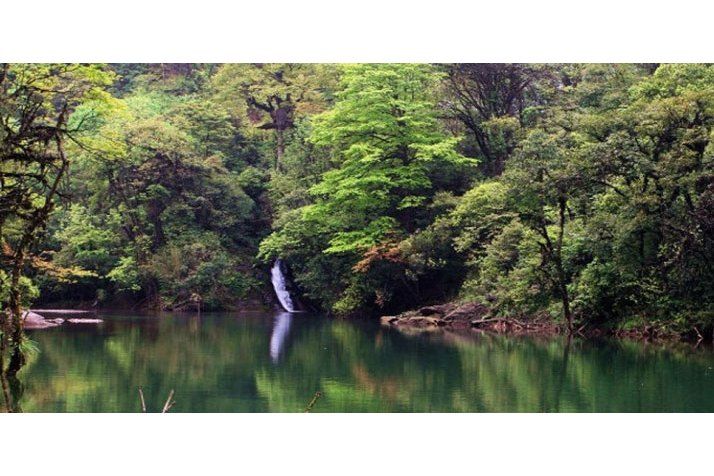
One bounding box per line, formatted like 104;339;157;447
0;339;12;412
147;202;166;252
143;276;162;310
556;196;573;333
559;277;573;333
493;153;505;176
8;259;24;349
275;128;285;171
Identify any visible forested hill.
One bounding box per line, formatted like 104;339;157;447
2;64;713;335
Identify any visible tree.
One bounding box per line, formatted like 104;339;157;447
211;64;335;170
58;89;260;309
443;63;551;176
450;64;714;335
0;63;114;409
261;64;475;313
572;64;714;329
505;129;586;332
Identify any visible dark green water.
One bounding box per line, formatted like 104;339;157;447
15;311;714;412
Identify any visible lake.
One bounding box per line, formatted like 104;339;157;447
14;311;714;412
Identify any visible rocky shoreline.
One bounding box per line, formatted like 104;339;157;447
381;301;557;334
380;301;684;341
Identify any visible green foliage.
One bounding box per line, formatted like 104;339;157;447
148;231;258;310
261;64;476;313
4;63;712;335
451;180;514;264
0;270;39;306
107;256;142;292
38;68;265;308
451;63;714;332
53;205;122;275
463;220;544;314
0;63;118;324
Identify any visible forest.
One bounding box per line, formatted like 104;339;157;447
1;63;713;345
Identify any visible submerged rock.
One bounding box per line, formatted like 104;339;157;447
380;314;443;331
67;318;103;324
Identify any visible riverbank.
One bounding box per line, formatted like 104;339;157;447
380;301;692;342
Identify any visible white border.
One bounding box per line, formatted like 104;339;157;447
1;0;712;62
3;413;712;475
2;1;713;474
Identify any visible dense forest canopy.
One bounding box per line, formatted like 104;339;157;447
1;63;713;336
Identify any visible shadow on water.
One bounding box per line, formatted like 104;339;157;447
8;310;714;412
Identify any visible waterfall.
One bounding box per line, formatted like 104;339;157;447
270;259;299;313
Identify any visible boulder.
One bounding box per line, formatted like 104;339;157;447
404;315;443;328
443;302;490;323
418;304;455;316
381;313;444;329
22;311;63;329
382;301;492;331
381;316;399;326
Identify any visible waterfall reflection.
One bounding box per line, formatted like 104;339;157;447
269;312;293;363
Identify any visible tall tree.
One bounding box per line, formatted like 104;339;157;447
0;63;114;409
59;89;259;310
211;64;334;170
506;129;585;332
261;64;474;313
443;63;550;176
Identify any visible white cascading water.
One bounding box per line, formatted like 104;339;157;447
270;259;298;313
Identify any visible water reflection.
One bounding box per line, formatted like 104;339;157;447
10;312;714;412
269;312;293;363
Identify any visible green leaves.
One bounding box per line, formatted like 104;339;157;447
9;62;712;330
260;64;471;313
304;64;467;254
452;63;714;330
107;256;142;292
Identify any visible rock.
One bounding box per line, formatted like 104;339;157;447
418;303;460;316
67;318;103;324
20;310;102;329
418;307;440;316
381;313;444;329
405;315;442;328
443;302;489;323
380;316;399;326
23;311;45;323
22;311;63;329
382;301;493;331
386;301;560;336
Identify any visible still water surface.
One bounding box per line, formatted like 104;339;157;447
17;311;714;412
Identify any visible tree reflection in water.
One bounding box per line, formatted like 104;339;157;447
8;312;714;412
